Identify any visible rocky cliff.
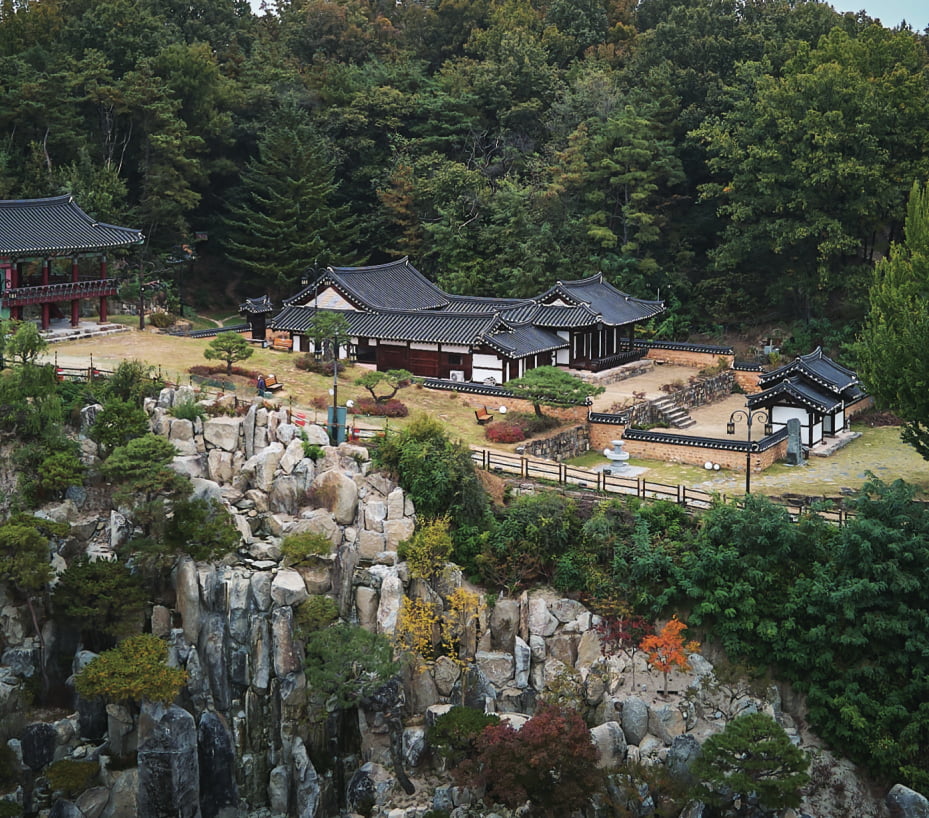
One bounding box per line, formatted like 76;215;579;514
0;388;922;818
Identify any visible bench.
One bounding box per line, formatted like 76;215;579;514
474;406;493;425
270;337;293;352
263;374;283;392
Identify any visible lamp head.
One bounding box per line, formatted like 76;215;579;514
726;421;735;435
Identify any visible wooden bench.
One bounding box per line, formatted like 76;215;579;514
270;337;293;352
474;406;493;425
263;374;283;392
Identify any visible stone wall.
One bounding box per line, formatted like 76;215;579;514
622;435;788;472
522;425;589;461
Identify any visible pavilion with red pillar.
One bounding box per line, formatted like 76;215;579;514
0;196;144;329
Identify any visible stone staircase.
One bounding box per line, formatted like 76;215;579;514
652;395;696;429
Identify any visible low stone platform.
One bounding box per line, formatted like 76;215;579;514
39;320;130;344
809;430;861;457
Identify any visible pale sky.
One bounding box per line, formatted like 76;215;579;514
248;0;927;30
829;0;928;29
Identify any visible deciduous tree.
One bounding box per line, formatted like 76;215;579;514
639;615;699;696
355;369;413;403
458;703;603;817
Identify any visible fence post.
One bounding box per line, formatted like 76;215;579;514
559;463;565;485
638;478;645;499
521;457;528;478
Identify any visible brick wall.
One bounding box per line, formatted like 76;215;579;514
646;348;734;369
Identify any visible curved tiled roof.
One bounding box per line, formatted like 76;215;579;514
759;346;859;393
0;195;144;256
239;295;273;314
483;322;568;358
327;258;449;311
444;294;532;314
747;376;842;414
535;273;665;326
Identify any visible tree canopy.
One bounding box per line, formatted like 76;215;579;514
0;0;924;327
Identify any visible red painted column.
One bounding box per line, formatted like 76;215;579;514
70;257;80;326
98;255;108;323
41;258;50;329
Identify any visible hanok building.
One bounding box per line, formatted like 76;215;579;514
746;347;868;448
0;195;144;329
268;258;664;382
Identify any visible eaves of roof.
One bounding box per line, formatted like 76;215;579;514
0;195;144;256
747;376;842;414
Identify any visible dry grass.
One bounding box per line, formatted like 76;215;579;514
42;327;521;450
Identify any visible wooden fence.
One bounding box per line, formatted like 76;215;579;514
470;447;854;525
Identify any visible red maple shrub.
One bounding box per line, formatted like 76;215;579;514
350;398;408;417
456;703;603;816
484;421;525;443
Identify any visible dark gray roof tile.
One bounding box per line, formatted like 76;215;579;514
0;196;144;256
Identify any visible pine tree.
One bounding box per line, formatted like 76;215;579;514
224;101;358;291
858;180;929;459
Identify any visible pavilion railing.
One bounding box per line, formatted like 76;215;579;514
2;279;119;306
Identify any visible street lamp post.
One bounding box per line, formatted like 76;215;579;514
727;409;772;495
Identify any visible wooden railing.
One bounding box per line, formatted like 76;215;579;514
2;278;119;306
470;447;854;525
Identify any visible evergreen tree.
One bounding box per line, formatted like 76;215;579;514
858;180;929;459
224;100;358;291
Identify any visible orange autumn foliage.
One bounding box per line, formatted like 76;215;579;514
639;615;700;695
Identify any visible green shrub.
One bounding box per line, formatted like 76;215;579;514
148;312;176;329
169;399;205;420
46;759;98;797
281;531;333;565
294;595;339;638
428;707;500;768
74;634;187;704
0;802;20;817
302;441;324;460
398;517;454;580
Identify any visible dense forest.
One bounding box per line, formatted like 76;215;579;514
2;0;928;334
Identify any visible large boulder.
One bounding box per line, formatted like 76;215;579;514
590;721;627;769
203;416;242;452
292;738;321;818
137;703;201;818
21;722;57;770
310;470;358;525
887;784;929;818
621;697;650;746
198;711;238;818
271;569;308;607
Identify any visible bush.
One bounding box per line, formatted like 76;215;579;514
351;398;408;417
302;441;325;460
46;759;98;797
294;595;339;638
398;517;454;580
428;707;500;768
169;399;205;420
484;421;525;443
148;311;176;329
295;356;351;376
74;634;187;704
281;531;333;565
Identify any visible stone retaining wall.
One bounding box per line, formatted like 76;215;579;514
522;425;589;461
646;348;734;369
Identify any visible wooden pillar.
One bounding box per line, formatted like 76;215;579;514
98;255;108;323
41;258;50;329
70;257;80;326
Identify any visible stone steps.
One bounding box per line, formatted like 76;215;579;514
652;396;697;429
